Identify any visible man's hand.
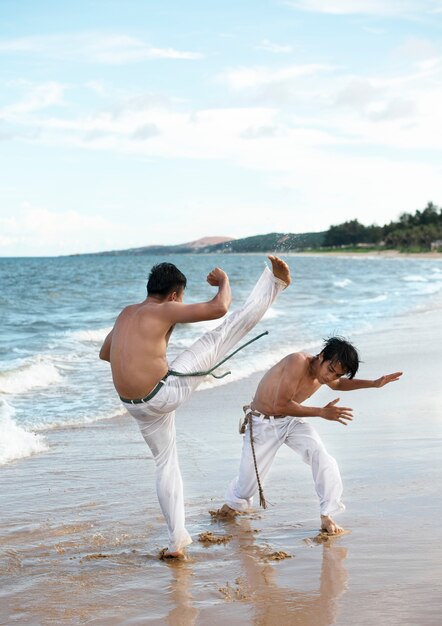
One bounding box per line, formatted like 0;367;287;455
207;267;228;287
373;372;403;388
320;398;353;426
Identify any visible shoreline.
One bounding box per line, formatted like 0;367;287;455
2;249;442;260
289;249;442;259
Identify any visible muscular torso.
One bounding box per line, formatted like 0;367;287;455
252;352;321;415
109;301;175;398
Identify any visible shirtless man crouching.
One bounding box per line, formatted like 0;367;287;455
220;337;402;535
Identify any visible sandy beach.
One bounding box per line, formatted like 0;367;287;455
292;250;442;259
1;302;442;625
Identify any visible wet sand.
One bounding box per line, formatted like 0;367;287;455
1;305;442;625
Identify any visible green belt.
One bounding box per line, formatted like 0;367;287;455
119;330;269;405
120;376;169;404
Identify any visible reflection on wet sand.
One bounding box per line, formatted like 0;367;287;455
231;516;348;625
162;514;348;626
165;560;199;626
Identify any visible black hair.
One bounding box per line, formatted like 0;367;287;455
146;262;187;297
320;336;359;379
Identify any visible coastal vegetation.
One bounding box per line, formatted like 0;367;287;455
322;202;442;252
207;202;442;254
93;202;442;256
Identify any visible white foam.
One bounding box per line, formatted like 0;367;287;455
333;278;353;288
0;400;48;465
68;327;111;342
31;405;127;432
402;275;427;283
0;358;62;394
262;308;281;319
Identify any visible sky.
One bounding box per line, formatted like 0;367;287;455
1;0;442;256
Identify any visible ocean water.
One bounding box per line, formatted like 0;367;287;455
1;253;442;466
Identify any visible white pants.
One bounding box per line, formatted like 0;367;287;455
123;267;286;552
225;415;345;517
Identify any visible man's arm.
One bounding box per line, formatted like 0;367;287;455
164;268;232;323
266;354;353;425
99;329;113;362
284;398;353;425
327;371;403;391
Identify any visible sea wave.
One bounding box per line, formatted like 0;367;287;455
418;284;442;295
363;294;388;303
30;405;127;432
0;400;48;466
333;278;353;288
0;358;62;394
402;275;427;283
67;327;111;343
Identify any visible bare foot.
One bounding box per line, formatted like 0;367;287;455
320;515;345;535
209;504;240;519
268;255;291;288
159;547;186;561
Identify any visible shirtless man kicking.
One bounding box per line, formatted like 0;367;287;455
220;337;402;534
99;255;290;557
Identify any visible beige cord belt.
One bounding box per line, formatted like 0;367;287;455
240;405;285;509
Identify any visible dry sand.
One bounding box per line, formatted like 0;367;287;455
1;304;442;625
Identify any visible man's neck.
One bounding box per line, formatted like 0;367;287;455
308;355;320;380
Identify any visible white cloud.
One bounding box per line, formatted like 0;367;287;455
334;78;383;109
239;125;281;139
131;123;160;141
367;97;416;120
0;33;203;64
285;0;441;16
219;63;335;90
1;51;441;247
0;204;132;255
393;36;439;57
256;39;294;54
84;81;108;97
3;82;67;115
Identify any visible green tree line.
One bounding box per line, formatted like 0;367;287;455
323;202;442;251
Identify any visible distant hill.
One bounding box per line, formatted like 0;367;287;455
183;236;234;249
92;231;325;256
203;231;325;253
92;236;234;256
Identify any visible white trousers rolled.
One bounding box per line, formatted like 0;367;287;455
225;415;345;517
124;267;286;552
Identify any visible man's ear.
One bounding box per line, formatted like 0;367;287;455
168;291;178;302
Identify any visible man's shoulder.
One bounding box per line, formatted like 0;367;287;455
287;351;309;364
116;301;156;322
284;351;312;374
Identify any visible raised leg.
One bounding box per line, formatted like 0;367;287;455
169;261;289;401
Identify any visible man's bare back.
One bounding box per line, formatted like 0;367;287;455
100;256;290;401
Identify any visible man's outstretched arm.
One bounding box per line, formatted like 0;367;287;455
327;371;403;391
